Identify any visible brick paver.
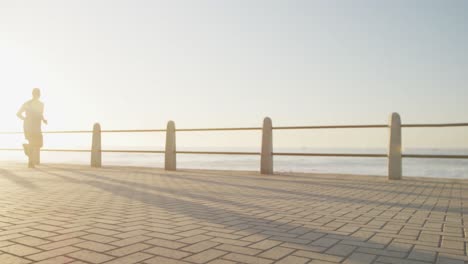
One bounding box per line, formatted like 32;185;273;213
0;162;467;263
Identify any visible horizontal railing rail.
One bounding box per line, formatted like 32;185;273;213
102;129;167;133
273;152;388;158
1;122;467;135
0;148;92;152
1;116;467;179
102;150;165;154
0;130;92;135
273;124;388;129
401;123;468;128
3;148;467;159
402;154;468;159
42;149;91;152
176;151;260;155
177;127;261;132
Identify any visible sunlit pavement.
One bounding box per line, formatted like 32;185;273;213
0;162;467;264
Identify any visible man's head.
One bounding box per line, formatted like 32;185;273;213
32;88;41;99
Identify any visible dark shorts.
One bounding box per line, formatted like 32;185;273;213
24;120;43;148
26;132;43;148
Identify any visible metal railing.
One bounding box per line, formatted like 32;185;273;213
1;114;467;179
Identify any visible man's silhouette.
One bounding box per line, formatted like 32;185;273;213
17;88;47;168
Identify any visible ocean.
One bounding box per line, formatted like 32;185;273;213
1;147;467;179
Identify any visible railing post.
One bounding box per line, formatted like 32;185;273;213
261;117;273;174
91;123;102;168
388;113;402;180
165;121;176;171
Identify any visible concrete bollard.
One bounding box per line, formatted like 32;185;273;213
388;113;402;180
165;121;176;171
91;123;102;168
261;117;273;174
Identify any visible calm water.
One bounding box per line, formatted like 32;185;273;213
1;147;467;179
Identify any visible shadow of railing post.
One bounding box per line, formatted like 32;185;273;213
91;123;102;168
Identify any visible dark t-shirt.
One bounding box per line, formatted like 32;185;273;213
20;99;44;146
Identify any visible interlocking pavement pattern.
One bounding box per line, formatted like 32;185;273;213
0;163;467;264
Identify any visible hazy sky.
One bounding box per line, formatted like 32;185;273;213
0;0;467;149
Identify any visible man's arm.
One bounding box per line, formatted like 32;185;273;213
16;104;26;121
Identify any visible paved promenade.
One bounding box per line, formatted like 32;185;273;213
0;163;467;264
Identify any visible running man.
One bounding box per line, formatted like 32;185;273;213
17;88;48;168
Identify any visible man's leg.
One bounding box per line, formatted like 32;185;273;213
28;139;38;168
28;134;42;167
29;146;41;168
33;147;40;166
36;134;43;165
28;146;35;168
